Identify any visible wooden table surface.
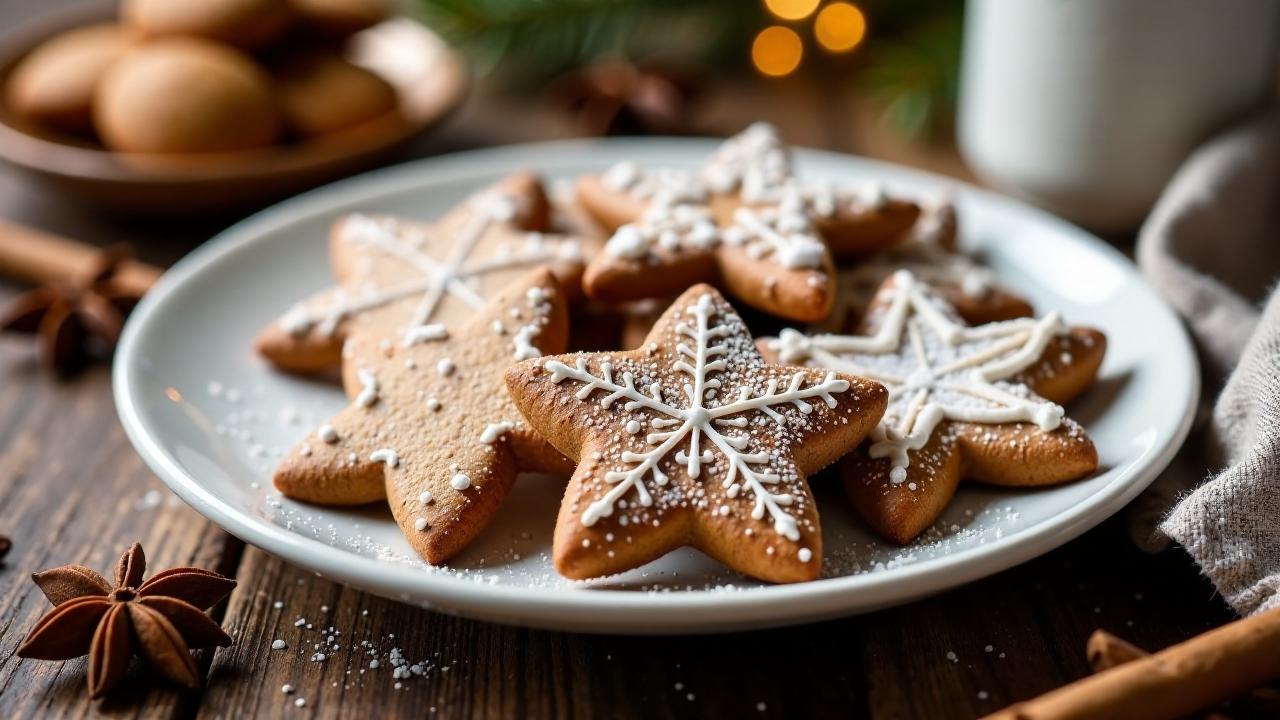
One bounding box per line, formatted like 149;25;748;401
0;3;1233;718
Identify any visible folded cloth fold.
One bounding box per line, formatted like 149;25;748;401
1134;110;1280;615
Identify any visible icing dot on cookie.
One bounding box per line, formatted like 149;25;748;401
798;547;813;562
437;359;455;377
414;517;428;532
425;397;442;411
450;473;471;490
318;425;340;444
418;491;433;504
625;420;641;434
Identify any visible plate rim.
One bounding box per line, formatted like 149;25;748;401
113;137;1200;633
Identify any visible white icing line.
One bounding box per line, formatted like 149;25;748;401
546;293;848;541
355;368;379;408
370;448;399;468
480;421;516;444
768;271;1070;483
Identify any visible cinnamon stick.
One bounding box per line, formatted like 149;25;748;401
0;220;161;295
1086;628;1280;718
1086;630;1147;672
984;607;1280;720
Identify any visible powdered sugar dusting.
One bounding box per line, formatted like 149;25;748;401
539;290;864;550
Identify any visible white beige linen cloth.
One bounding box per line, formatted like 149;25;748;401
1131;111;1280;615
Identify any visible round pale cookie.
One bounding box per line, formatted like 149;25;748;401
289;0;387;38
273;52;398;138
121;0;293;49
5;24;131;134
94;38;278;154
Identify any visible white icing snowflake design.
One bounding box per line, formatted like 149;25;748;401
771;271;1066;484
279;192;580;348
543;293;851;540
601;122;884;269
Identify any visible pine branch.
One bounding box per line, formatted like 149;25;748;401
413;0;763;82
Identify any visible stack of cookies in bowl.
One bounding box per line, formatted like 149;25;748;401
257;124;1107;584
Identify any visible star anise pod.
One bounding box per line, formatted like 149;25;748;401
16;543;236;698
0;245;146;376
551;59;702;136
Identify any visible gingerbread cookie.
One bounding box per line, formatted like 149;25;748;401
823;198;1034;331
764;270;1105;544
506;285;888;583
574;123;919;323
256;173;586;374
275;269;572;563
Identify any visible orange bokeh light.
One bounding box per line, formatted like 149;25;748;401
814;2;867;53
764;0;820;21
752;26;804;77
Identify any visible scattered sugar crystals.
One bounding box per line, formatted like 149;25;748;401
208;375;1040;595
268;600;469;712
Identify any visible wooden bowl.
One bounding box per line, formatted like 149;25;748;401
0;3;469;215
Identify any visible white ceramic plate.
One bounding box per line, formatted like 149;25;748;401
114;139;1198;634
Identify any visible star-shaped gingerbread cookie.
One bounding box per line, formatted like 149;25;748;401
505;285;888;583
275;269;572;564
574;123;919;323
256;173;586;374
823;197;1035;331
764;270;1105;544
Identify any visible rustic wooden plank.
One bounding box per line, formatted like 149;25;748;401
859;516;1233;719
203;546;875;719
0;343;240;719
203;518;1232;720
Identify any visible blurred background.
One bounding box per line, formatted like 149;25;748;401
0;0;1275;253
